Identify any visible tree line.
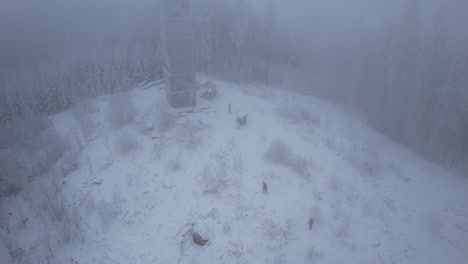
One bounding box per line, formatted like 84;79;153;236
319;1;468;168
0;0;466;169
192;0;467;168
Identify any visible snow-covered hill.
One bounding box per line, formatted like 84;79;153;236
1;79;467;264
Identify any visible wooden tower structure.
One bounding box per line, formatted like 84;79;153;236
161;0;197;108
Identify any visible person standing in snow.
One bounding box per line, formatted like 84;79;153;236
263;182;268;194
309;217;314;230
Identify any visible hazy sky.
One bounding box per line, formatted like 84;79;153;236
253;0;404;28
1;0;467;68
257;0;466;28
252;0;468;49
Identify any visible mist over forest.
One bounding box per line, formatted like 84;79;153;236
1;1;468;263
1;0;466;168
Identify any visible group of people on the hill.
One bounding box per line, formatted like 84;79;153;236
201;87;218;99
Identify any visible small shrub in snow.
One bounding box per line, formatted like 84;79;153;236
260;219;290;251
264;139;309;178
107;94;136;128
112;186;123;213
0;231;24;262
41;186;67;223
0;202;11;234
59;208;85;245
264;139;290;164
11;128;68;179
137;115;153;136
16;204;28;229
201;162;229;194
72;99;99;140
0;150;23;198
97;200;119;232
60;150;79;177
184;125;203;150
79;116;97;140
154;108;174;134
336;216;352;238
334;206;352;238
114;132;138;154
43;233;56;259
174;120;207;151
80;190;96;217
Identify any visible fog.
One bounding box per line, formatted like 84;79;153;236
0;0;468;262
0;0;467;163
1;0;467;64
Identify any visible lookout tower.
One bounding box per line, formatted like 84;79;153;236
161;0;197;108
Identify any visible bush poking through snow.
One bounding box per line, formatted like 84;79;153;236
97;200;120;233
201;162;229;194
18;128;68;179
41;186;67;223
264;139;308;178
107;94;136;128
79;116;96;140
264;139;292;164
115;132;138;154
155;109;174;133
16;204;28;229
183;123;203;150
174;120;207;150
0;231;24;262
72;99;99;139
60;149;79;177
0;150;23;198
0;202;11;234
261;219;290;251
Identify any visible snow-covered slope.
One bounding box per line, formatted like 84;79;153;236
1;79;467;264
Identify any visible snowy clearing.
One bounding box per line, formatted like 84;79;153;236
1;79;467;264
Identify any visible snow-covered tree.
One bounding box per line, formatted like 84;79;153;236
262;0;278;85
194;0;217;74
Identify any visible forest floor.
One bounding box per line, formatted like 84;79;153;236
1;78;467;264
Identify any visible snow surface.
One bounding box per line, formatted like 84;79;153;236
1;78;467;264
